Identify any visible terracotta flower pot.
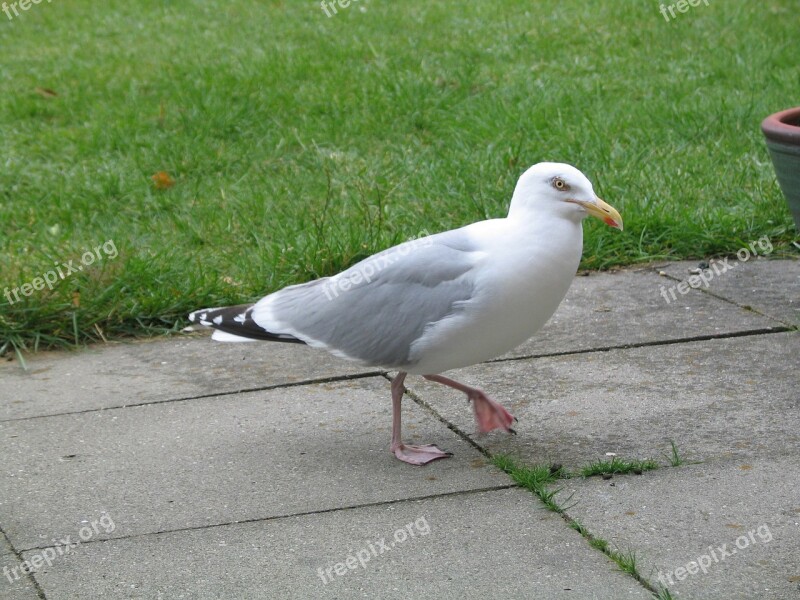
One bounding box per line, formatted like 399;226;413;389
761;107;800;231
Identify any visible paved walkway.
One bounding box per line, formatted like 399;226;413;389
1;259;798;600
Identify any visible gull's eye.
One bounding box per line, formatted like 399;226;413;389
552;177;570;191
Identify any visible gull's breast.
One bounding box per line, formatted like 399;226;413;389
406;220;583;375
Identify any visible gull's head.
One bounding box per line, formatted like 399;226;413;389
508;162;623;230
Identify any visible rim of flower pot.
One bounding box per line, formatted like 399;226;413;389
761;106;800;146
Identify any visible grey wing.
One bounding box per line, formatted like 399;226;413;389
251;230;479;368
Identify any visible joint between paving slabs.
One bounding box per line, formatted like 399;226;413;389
375;374;674;597
652;265;798;329
1;526;48;599
4;327;794;425
487;325;795;367
0;370;386;424
491;456;675;599
12;485;517;556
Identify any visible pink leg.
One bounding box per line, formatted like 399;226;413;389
390;372;452;465
424;374;516;434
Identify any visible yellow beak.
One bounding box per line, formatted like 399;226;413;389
577;197;623;230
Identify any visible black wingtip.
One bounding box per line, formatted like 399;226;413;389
189;304;306;345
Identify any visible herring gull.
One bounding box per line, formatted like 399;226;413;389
189;162;623;465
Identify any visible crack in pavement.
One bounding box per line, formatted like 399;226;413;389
2;327;794;424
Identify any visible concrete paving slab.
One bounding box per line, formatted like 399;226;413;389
553;457;800;599
0;334;376;421
504;267;780;360
657;258;799;326
0;556;41;600
1;261;797;599
3;264;788;423
0;536;40;600
0;534;14;558
409;332;799;468
0;377;506;551
21;487;652;600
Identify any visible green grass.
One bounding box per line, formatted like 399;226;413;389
1;0;798;351
614;548;641;577
492;455;668;597
492;455;568;511
580;456;660;477
656;587;676;600
665;440;685;467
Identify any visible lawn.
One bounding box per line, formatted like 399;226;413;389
0;0;797;353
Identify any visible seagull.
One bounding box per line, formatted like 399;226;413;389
189;163;623;465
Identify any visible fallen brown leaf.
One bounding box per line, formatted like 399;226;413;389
35;87;58;98
151;171;175;190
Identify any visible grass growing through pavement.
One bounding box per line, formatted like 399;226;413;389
665;440;686;467
492;454;666;597
492;455;568;512
580;456;660;478
656;588;676;600
1;0;798;351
